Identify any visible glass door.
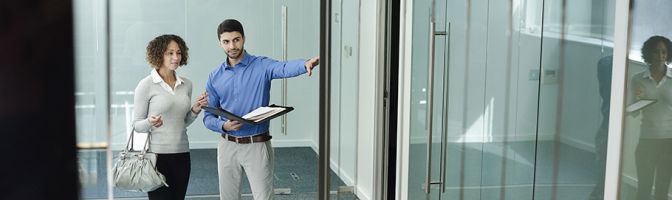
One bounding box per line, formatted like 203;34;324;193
403;0;616;199
618;1;672;199
406;0;543;199
330;0;360;198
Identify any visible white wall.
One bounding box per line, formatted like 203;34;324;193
537;35;613;151
356;0;381;199
268;0;321;149
328;0;361;188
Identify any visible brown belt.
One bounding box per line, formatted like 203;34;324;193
222;132;272;144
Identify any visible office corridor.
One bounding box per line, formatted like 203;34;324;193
80;147;357;199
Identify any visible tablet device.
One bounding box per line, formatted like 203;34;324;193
626;99;656;113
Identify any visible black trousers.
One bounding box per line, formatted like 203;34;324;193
589;126;608;200
148;152;191;200
635;138;672;200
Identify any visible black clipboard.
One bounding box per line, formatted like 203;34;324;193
203;104;294;125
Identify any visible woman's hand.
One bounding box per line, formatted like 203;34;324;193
636;86;644;100
149;115;163;128
192;91;209;114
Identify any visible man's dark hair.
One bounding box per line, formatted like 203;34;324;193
641;35;672;64
146;34;189;68
217;19;245;40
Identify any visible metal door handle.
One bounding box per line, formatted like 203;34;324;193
425;0;437;192
439;23;451;193
425;9;451;194
281;5;288;135
425;21;436;195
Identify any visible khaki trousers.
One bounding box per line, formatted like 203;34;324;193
217;139;274;200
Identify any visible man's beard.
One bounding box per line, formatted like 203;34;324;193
227;49;243;59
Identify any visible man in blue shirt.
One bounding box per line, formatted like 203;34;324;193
203;19;319;200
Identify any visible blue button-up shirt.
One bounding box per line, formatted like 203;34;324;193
203;51;307;136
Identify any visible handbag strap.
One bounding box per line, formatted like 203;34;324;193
123;128;134;152
141;131;152;153
123;127;152;153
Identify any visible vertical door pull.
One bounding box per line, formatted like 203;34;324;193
281;5;289;135
425;0;437;193
439;23;451;193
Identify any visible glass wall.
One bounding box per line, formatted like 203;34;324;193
406;0;545;198
330;0;360;198
75;0;324;198
74;0;110;198
619;0;672;199
402;0;615;199
535;0;615;199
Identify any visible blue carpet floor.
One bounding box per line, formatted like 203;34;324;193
79;147;350;199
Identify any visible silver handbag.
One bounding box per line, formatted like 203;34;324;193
112;129;168;192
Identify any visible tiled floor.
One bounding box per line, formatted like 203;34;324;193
80;147;356;199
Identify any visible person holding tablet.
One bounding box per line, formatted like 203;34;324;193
629;35;672;200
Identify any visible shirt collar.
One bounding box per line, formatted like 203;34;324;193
150;68;184;85
223;51;252;68
642;65;672;78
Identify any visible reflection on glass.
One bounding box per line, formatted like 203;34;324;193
621;35;672;200
404;0;614;199
591;55;613;200
405;0;545;199
534;0;614;199
619;1;672;199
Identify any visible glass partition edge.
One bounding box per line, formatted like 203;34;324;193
604;0;631;199
397;0;413;198
320;0;332;199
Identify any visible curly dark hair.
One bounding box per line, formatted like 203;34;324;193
146;34;189;68
641;35;672;65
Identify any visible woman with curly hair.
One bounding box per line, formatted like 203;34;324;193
630;35;672;200
132;34;208;200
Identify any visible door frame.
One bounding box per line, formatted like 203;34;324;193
383;0;402;199
319;0;333;199
396;0;414;198
604;0;631;199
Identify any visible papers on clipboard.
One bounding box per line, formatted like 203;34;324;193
203;104;294;125
242;107;287;122
626;99;656;112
